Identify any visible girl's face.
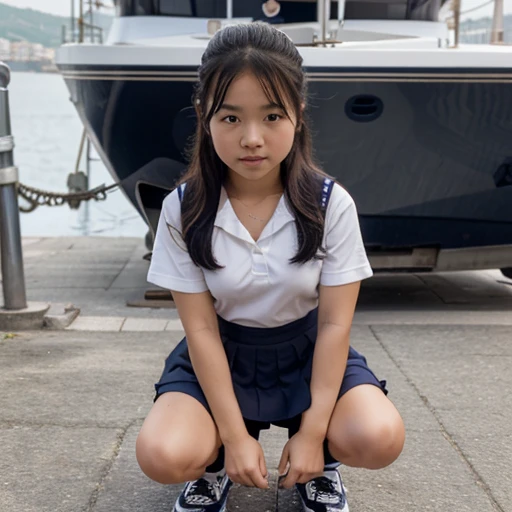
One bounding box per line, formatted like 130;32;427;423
209;72;297;184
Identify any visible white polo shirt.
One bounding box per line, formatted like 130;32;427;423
147;183;373;328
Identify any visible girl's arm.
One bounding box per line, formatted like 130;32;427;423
299;281;361;437
172;290;269;489
278;281;361;488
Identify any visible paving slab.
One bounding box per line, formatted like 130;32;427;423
349;326;440;433
93;423;180;512
0;425;122;512
371;324;512;512
443;434;512;511
371;325;512;413
335;428;499;512
0;332;178;427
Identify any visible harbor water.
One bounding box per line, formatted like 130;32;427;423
8;72;148;238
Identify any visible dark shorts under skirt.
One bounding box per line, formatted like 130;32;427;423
155;308;387;423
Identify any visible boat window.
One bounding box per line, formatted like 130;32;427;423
159;0;193;16
114;0;227;17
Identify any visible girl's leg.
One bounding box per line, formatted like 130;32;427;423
326;384;405;469
136;392;222;484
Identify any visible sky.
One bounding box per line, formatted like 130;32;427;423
1;0;510;19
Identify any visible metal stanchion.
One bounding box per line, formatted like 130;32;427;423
0;63;27;310
0;62;49;330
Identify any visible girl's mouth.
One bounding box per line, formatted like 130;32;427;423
240;157;267;166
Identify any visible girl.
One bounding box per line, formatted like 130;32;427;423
137;22;405;512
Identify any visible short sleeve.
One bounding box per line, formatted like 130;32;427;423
320;183;373;286
147;189;209;293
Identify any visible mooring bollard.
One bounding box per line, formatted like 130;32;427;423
0;62;50;330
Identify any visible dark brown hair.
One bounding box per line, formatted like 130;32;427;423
177;22;329;270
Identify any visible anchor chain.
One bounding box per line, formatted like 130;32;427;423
17;181;119;213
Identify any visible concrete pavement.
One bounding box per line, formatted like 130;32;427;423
1;237;512;511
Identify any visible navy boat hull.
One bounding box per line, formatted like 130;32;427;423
59;64;512;269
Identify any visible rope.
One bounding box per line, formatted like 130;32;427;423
17;181;119;213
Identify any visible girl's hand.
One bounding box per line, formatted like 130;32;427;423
224;434;269;489
278;431;325;489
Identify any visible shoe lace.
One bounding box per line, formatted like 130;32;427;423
185;477;220;505
309;476;342;503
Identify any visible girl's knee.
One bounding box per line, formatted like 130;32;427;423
328;416;405;469
135;429;211;484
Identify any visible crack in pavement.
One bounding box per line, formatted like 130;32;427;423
86;419;139;512
369;325;506;512
105;243;141;292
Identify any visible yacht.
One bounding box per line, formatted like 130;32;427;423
55;0;512;276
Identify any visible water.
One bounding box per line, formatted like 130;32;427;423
8;72;147;238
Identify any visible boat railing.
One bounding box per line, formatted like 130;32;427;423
223;0;346;45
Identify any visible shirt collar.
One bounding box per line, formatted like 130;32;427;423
214;186;295;243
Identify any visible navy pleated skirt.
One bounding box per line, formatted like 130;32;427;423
155;308;387;423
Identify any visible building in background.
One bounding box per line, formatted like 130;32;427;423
0;38;10;61
2;40;57;72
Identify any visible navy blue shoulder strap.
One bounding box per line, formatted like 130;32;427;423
177;183;187;202
320;177;335;214
177;180;333;209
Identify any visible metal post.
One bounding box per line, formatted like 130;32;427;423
71;0;76;42
491;0;504;44
337;0;345;26
0;62;28;310
89;0;94;43
317;0;330;43
452;0;460;48
226;0;233;19
79;0;84;43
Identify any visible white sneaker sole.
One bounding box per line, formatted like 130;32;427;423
300;501;349;512
174;502;228;512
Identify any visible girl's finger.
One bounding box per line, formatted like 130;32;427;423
259;454;268;481
238;473;254;488
281;469;301;489
278;445;289;476
248;467;269;489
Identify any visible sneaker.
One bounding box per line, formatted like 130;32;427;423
296;468;349;512
173;470;232;512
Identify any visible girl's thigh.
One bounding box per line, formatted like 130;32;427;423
136;392;221;482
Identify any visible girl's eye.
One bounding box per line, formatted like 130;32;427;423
267;113;282;122
223;115;239;124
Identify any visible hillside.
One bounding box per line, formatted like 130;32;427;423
0;2;113;48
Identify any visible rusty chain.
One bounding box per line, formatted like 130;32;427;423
17;181;119;213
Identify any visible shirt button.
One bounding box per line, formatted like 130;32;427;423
252;250;267;275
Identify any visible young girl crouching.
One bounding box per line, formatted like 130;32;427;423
136;21;405;512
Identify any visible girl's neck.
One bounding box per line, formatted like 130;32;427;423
225;169;283;200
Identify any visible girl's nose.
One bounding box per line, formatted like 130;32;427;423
241;124;264;148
